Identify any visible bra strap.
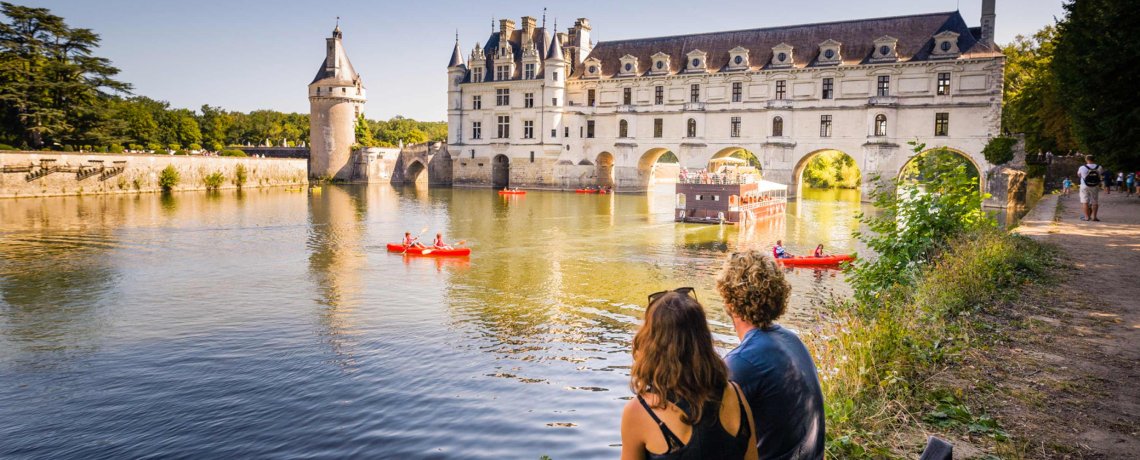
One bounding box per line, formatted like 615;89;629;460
637;395;685;451
729;382;751;439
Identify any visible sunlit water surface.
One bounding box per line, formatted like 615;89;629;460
0;185;869;459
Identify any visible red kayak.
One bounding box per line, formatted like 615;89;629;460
575;189;598;194
776;254;854;266
498;189;526;195
386;243;471;256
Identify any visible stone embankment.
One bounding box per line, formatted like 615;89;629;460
0;152;307;198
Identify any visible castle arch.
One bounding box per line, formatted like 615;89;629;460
492;154;510;188
898;147;982;189
793;149;862;191
405;159;427;185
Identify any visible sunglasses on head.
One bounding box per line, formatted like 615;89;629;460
648;287;697;306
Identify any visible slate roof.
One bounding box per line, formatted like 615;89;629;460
464;27;554;82
311;36;361;85
571;11;997;79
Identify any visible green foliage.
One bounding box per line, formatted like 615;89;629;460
1026;163;1046;178
848;142;992;303
368;115;447;146
657;151;679;163
1002;26;1076;155
202;171;224;190
803;150;861;188
158;164;179;191
0;142;13;150
219;149;246;157
172;149;189;156
354;112;376;147
109;143;124;153
233;163;247;188
1053;0;1140;169
982;136;1017;165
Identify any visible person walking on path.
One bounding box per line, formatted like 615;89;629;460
1062;177;1073;196
1078;155;1105;221
716;251;825;460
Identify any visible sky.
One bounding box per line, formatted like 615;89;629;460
22;0;1067;121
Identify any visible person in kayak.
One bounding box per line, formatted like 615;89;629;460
813;244;825;258
403;232;425;249
772;240;792;259
432;233;452;250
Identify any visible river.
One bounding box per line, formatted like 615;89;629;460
0;185;869;459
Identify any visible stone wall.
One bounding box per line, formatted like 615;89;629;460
0;152;308;198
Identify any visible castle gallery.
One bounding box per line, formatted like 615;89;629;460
311;1;1004;195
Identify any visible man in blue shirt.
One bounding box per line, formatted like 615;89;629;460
717;250;825;460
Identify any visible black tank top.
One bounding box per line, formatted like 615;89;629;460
638;384;751;460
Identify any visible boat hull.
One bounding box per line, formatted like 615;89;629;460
386;243;471;257
776;255;854;266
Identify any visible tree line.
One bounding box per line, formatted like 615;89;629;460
0;2;444;153
1002;0;1138;169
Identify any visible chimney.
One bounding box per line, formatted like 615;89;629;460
980;0;996;48
521;16;536;34
499;18;516;38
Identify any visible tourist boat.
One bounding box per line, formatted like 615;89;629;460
776;254;855;267
675;179;787;225
386;243;471;257
498;189;526;195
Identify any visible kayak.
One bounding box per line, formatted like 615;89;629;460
776;254;854;266
498;189;526;195
575;189;598;194
386;243;471;256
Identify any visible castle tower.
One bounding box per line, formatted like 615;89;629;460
542;36;566;146
447;37;466;144
308;24;366;181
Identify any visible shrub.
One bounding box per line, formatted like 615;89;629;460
0;143;15;150
219;149;247;157
158;165;180;191
173;150;190;156
109;144;125;153
1026;163;1046;178
147;142;163;152
203;171;225;191
189;143;202;151
982;136;1017;165
167;143;180;151
234;163;247;188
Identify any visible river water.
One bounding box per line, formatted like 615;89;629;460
0;186;868;459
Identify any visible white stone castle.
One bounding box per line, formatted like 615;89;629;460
442;0;1004;195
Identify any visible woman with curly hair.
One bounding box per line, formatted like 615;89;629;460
620;289;758;460
717;250;825;460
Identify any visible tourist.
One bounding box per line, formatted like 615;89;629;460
1078;155;1105;222
432;233;451;250
1062;177;1073;196
1116;172;1125;192
402;231;424;249
772;240;791;259
813;244;825;258
716;251;825;460
1127;173;1135;197
620;288;758;460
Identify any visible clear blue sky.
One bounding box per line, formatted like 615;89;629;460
25;0;1066;121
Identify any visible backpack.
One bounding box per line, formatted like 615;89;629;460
1083;165;1101;187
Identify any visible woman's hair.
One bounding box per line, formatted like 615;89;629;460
630;291;727;424
716;250;791;327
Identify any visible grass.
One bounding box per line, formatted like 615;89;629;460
804;228;1056;458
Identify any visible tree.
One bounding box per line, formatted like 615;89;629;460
1053;0;1140;169
1001;26;1075;155
0;2;130;148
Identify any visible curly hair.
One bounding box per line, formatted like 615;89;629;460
630;291;728;425
715;250;791;327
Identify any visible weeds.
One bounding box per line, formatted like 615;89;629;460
203;171;225;191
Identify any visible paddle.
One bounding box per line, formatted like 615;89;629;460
402;226;429;255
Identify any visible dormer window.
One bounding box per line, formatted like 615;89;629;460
727;46;750;71
584;57;601;78
931;31;961;58
649;52;671;75
771;43;794;68
685;49;708;73
871;36;899;63
619;54;639;76
818;39;842;65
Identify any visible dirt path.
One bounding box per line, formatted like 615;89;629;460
987;191;1140;457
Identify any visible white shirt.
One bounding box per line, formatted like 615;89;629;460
1078;163;1103;188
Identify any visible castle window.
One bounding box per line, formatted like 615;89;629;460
619;119;629;138
496;88;510;106
730;117;741;138
565;127;569;138
495;65;510;80
587;120;595;138
588;89;596;107
552;71;559;81
937;72;951;95
524;120;534;139
655;86;664;105
473;69;483;83
935;113;949;136
686;118;697;137
874;114;887;136
496;116;510;138
530;151;535;162
820;115;832;137
775;80;786;100
552;97;558;106
524;63;535;79
524;93;534;108
877;76;890;96
822;78;834;100
472;95;481;109
772;117;783;137
690;84;700;103
623;88;632;105
551;129;557;138
342;88;346;94
732;82;742;102
654;119;663;138
472;121;482;139
471;149;475;159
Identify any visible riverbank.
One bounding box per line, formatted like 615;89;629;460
0;152;307;198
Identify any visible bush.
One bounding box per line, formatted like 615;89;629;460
0;143;15;150
234;163;247;188
219;149;247;157
1026;163;1046;178
203;171;225;191
173;150;190;156
109;144;125;153
982;136;1017;165
159;165;180;191
189;143;202;151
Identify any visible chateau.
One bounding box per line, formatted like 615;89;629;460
441;1;1004;195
